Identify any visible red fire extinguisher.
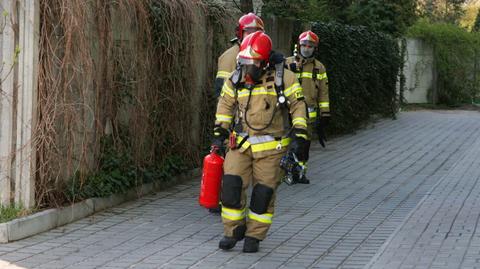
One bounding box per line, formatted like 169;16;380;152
199;146;224;209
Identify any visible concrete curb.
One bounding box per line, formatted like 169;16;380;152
0;168;200;243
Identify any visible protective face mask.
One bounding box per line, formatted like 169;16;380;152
244;64;263;84
300;46;315;58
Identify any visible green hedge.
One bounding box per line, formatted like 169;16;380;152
311;22;402;134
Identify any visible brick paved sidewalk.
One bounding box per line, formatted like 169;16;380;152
0;110;479;269
367;116;480;269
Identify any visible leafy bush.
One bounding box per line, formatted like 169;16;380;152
66;137;188;201
262;0;417;36
347;0;417;37
311;22;402;134
407;19;480;105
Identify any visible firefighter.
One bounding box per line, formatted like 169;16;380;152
209;13;265;214
285;30;330;184
214;13;264;98
212;31;308;253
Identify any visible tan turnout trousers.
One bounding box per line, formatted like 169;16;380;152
222;147;284;240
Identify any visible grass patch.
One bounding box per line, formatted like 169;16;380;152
0;205;31;223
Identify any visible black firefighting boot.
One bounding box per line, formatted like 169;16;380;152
297;175;310;184
243;236;260;253
219;225;246;250
219;236;238;250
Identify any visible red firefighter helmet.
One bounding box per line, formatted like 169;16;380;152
236;13;264;40
299;31;319;47
238;31;272;64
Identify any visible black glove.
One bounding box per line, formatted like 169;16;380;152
288;128;309;162
269;51;285;66
315;116;329;148
211;125;229;155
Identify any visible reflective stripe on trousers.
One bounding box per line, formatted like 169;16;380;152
248;211;273;224
221;206;246;221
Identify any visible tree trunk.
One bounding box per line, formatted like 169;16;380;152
240;0;253;13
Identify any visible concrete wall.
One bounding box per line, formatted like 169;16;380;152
264;17;295;56
401;38;435;104
191;8;211;147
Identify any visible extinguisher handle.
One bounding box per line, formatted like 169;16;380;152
210;145;219;153
210;145;226;158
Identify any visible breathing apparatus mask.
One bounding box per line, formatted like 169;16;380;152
238;58;266;85
299;40;316;59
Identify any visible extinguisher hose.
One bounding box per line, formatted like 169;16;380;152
244;89;278;132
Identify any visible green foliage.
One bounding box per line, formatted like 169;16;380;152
418;0;468;24
461;3;480;30
324;0;354;23
0;204;28;223
347;0;417;36
66;137;188;201
312;22;401;133
262;0;417;36
407;19;480;105
473;8;480;32
262;0;331;22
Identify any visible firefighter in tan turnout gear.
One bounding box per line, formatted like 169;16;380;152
211;31;308;252
214;13;265;97
285;30;330;184
210;13;265;214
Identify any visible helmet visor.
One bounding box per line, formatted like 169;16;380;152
237;56;262;66
244;27;262;36
299;40;316;47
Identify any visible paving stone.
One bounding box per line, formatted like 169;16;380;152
1;111;479;268
367;111;480;269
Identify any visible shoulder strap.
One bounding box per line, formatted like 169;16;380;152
312;60;322;82
288;62;297;72
298;64;304;84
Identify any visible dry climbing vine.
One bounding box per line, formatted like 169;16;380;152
36;0;230;207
